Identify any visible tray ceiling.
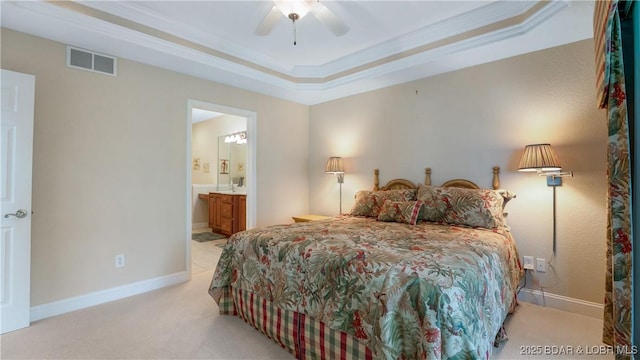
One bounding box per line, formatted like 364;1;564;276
1;1;594;105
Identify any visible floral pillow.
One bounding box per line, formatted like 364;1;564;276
415;185;448;222
377;200;423;225
416;184;505;229
350;189;417;217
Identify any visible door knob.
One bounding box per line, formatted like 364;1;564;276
4;209;28;219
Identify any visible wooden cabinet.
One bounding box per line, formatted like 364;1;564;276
238;195;246;232
207;193;246;236
208;195;220;229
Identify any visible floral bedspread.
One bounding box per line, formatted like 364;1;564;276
209;216;522;360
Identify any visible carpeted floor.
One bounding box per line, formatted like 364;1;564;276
192;231;226;242
0;269;612;360
0;270;292;360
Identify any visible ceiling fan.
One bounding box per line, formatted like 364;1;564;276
255;0;349;45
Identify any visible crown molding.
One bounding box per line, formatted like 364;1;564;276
2;0;592;105
292;1;543;78
39;0;568;82
80;1;295;74
289;1;570;90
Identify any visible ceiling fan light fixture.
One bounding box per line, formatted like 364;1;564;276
275;0;314;20
255;0;348;42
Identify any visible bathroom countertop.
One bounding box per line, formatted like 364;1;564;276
198;191;246;199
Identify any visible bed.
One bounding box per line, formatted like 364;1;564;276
209;167;523;360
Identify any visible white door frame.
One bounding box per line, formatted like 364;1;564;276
185;100;256;275
1;69;35;333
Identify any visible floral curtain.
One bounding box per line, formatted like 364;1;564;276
594;0;634;356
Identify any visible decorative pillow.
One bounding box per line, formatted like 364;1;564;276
415;185;448;222
416;184;505;229
350;189;417;217
377;201;423;225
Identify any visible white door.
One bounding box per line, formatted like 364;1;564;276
1;69;35;334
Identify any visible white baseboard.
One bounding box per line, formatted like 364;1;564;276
28;273;603;322
517;288;604;320
30;271;190;322
192;222;209;230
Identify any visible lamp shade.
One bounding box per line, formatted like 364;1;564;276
518;144;561;172
325;157;344;173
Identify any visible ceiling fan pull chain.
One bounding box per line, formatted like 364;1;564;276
287;12;300;45
293;20;297;45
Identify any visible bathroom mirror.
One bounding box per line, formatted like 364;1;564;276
217;131;247;190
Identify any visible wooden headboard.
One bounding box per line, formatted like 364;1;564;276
373;166;501;191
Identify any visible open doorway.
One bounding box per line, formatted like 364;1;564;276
186;100;256;275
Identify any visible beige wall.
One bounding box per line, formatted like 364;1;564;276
1;28;309;306
309;39;607;304
2;26;606;308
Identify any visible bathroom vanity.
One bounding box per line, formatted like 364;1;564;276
198;192;246;236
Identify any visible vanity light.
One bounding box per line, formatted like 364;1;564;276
224;131;247;145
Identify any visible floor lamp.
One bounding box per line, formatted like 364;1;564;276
325;157;345;214
518;143;573;255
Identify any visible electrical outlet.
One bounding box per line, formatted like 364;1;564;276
536;258;546;272
523;256;534;270
115;254;125;268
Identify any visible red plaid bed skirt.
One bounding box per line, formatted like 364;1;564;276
217;286;375;360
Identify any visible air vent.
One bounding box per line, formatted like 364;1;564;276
66;46;117;76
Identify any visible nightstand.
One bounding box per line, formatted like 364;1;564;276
292;214;332;223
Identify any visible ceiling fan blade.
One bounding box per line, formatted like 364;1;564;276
255;5;282;36
313;3;349;36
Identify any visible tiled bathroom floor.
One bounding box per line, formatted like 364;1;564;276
191;228;226;275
